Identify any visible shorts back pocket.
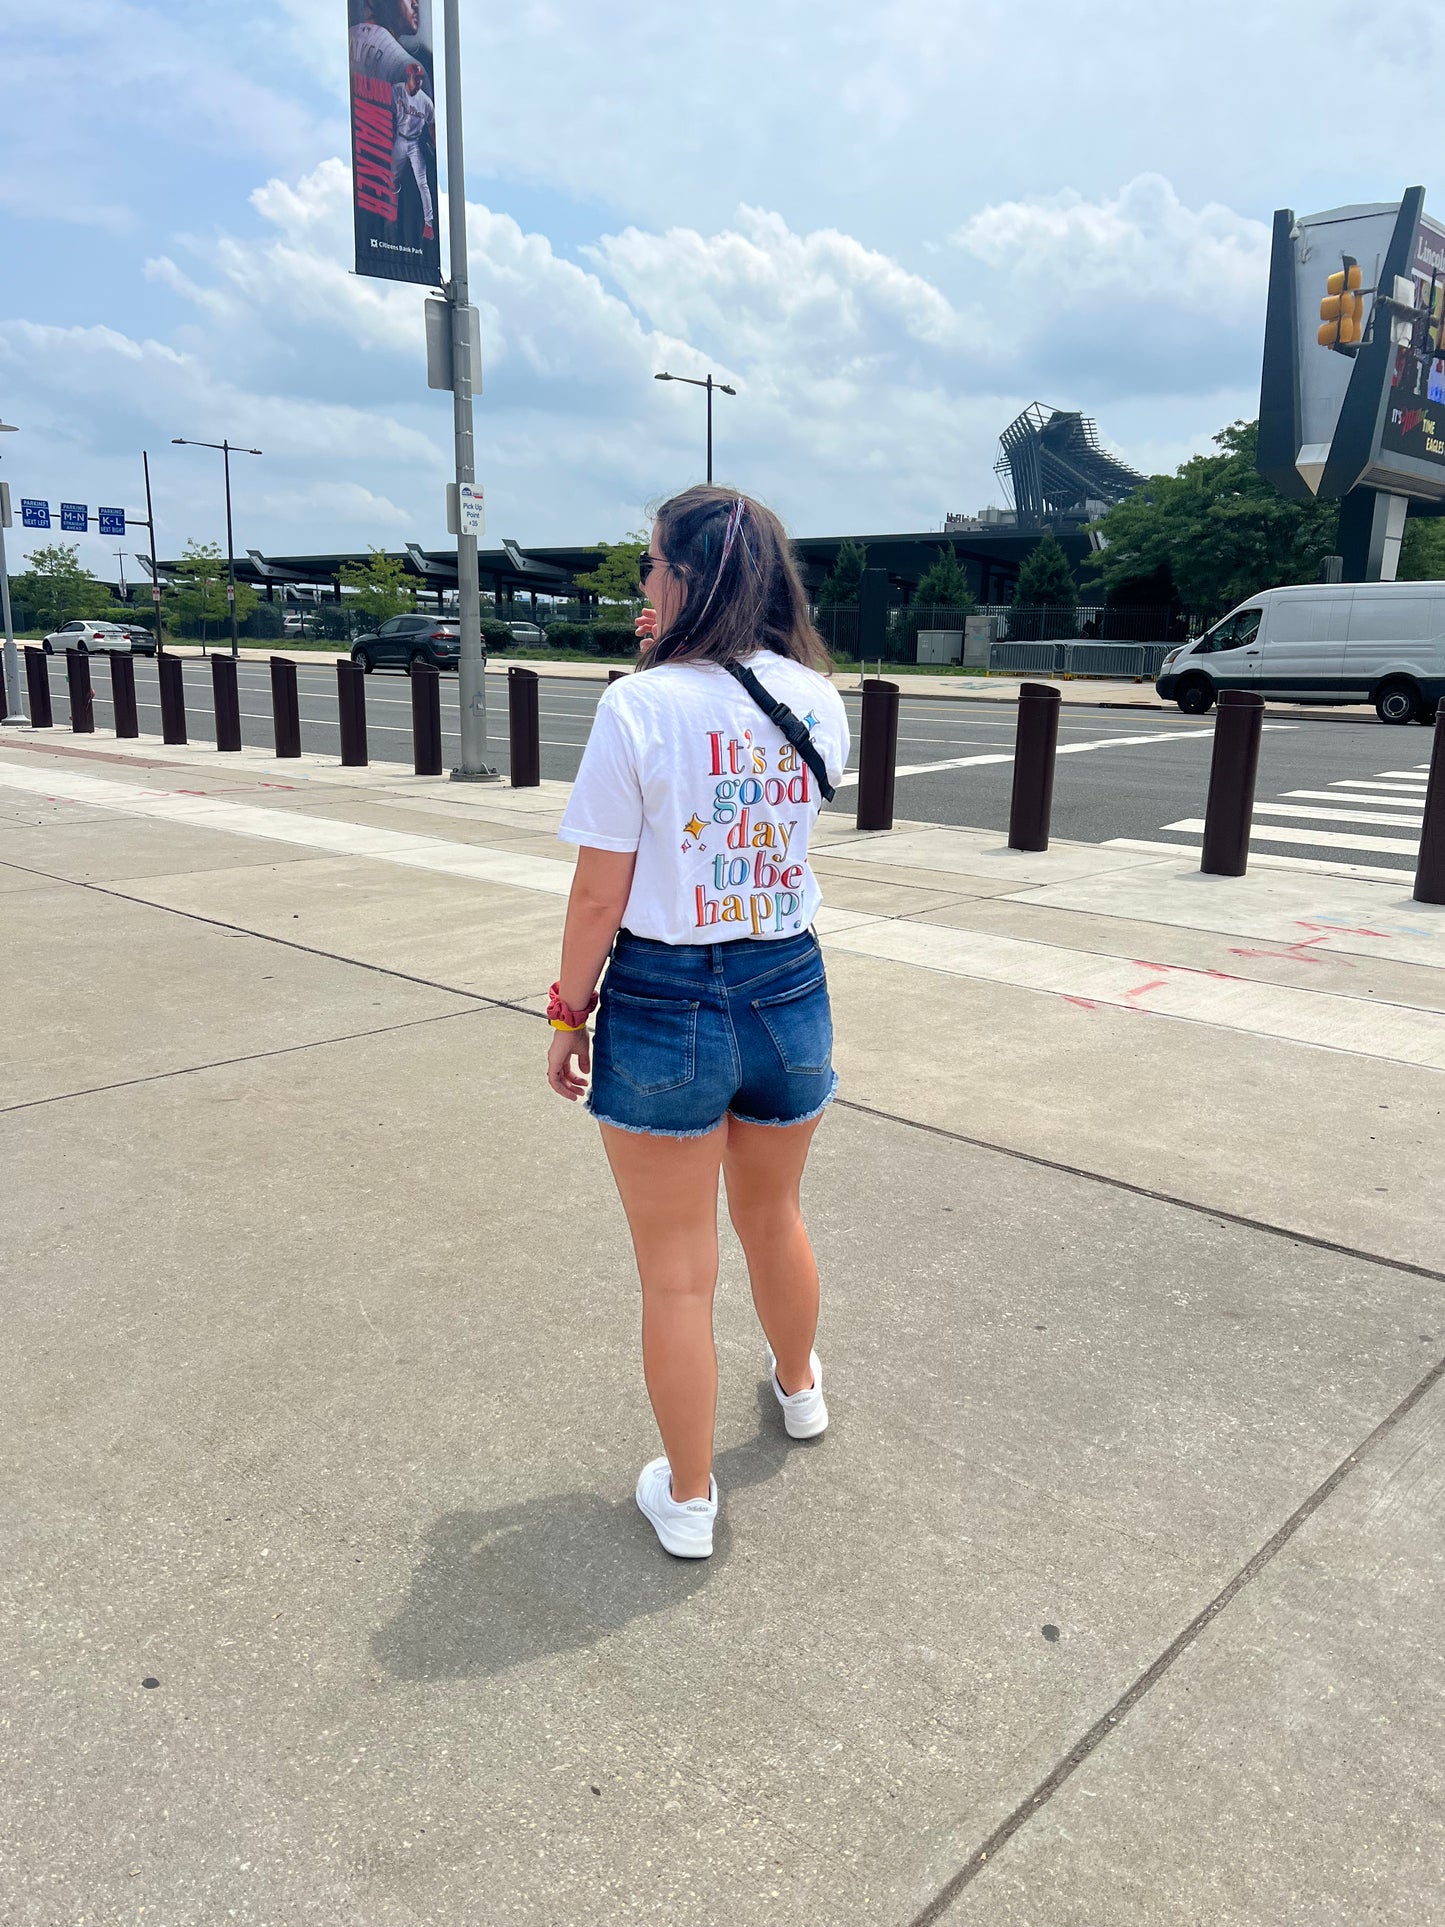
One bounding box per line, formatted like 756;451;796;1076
751;971;832;1075
600;987;700;1096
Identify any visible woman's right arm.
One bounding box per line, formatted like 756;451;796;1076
546;846;636;1102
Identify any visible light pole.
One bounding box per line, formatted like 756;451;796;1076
171;437;262;657
655;371;736;484
0;418;27;728
441;0;495;779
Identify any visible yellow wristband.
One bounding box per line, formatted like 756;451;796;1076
550;1016;587;1032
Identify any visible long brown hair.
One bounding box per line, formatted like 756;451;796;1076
638;485;831;674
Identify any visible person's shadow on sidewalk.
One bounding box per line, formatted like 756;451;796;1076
371;1380;800;1680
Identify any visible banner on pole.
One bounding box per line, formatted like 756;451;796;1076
349;1;441;287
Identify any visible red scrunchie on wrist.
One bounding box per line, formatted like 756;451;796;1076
547;981;598;1030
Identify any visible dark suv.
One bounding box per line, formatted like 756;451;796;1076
350;615;470;673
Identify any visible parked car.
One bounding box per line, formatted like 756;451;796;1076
1156;582;1445;723
506;620;546;646
282;612;309;637
118;623;157;655
350;614;470;673
42;620;134;655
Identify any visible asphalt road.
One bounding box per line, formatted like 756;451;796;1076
28;653;1435;880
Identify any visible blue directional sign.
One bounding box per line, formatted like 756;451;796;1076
97;506;126;537
60;502;88;533
21;498;50;529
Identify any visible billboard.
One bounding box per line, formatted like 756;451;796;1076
348;0;441;286
1259;188;1445;506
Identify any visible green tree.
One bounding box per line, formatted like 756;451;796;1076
816;537;867;608
912;545;975;613
1013;532;1078;608
1398;514;1445;580
1085;420;1339;609
574;531;649;605
12;542;115;633
163;539;258;643
339;547;416;629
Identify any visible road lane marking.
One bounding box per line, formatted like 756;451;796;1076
830;725;1216;789
1253;802;1424;830
1285;789;1426;809
1162;819;1420;857
1103;838;1419;886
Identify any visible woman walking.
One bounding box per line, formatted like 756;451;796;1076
547;485;849;1559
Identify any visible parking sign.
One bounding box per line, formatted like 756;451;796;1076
60;503;88;532
21;498;50;529
98;507;126;536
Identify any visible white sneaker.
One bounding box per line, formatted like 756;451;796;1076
767;1347;828;1439
635;1457;717;1558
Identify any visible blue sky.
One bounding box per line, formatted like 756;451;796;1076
2;0;1441;579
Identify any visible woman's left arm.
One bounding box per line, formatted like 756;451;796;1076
546;845;637;1100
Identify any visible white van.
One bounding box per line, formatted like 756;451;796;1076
1156;583;1445;724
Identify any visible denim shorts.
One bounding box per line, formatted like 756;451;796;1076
587;927;837;1140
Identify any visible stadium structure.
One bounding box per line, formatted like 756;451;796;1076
990;403;1143;532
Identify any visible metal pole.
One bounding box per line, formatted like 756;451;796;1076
1007;682;1062;852
0;511;28;727
223;440;238;659
706;374;714;485
1200;689;1265;877
144;450;163;655
1413;710;1445;904
444;0;495;780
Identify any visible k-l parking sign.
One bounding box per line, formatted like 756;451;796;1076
98;507;126;536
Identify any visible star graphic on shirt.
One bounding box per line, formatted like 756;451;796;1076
803;711;819;729
684;814;706;839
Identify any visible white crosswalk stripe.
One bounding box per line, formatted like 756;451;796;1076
1140;760;1431;874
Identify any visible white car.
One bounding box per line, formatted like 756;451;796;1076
507;620;546;645
42;620;134;655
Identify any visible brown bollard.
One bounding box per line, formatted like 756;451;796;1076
270;657;301;758
1413;708;1445;904
337;658;368;766
110;652;139;739
158;651;187;745
855;677;900;832
211;653;242;751
508;664;540;788
1008;681;1062;852
1200;688;1265;877
25;648;53;727
411;661;442;776
66;650;95;734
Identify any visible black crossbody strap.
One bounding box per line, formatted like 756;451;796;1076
725;662;836;802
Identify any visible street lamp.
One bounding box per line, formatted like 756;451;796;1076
0;418;27;728
655;371;736;484
171;437;262;658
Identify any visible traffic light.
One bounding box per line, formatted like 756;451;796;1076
1318;257;1365;352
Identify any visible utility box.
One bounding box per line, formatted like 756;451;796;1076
916;629;963;665
963;614;997;668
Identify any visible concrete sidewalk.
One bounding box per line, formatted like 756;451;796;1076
4;729;1443;1925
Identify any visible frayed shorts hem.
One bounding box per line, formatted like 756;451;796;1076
729;1076;838;1130
586;1106;727;1141
587;1074;837;1141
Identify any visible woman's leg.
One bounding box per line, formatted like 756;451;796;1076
722;1114;823;1396
599;1121;727;1502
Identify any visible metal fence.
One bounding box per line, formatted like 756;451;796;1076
986;641;1177;679
811;602;1215;665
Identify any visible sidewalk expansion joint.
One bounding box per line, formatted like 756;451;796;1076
2;1005;502;1115
836;1097;1445;1288
1;859;552;1021
910;1342;1445;1924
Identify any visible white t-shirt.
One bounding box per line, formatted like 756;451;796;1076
559;652;850;946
